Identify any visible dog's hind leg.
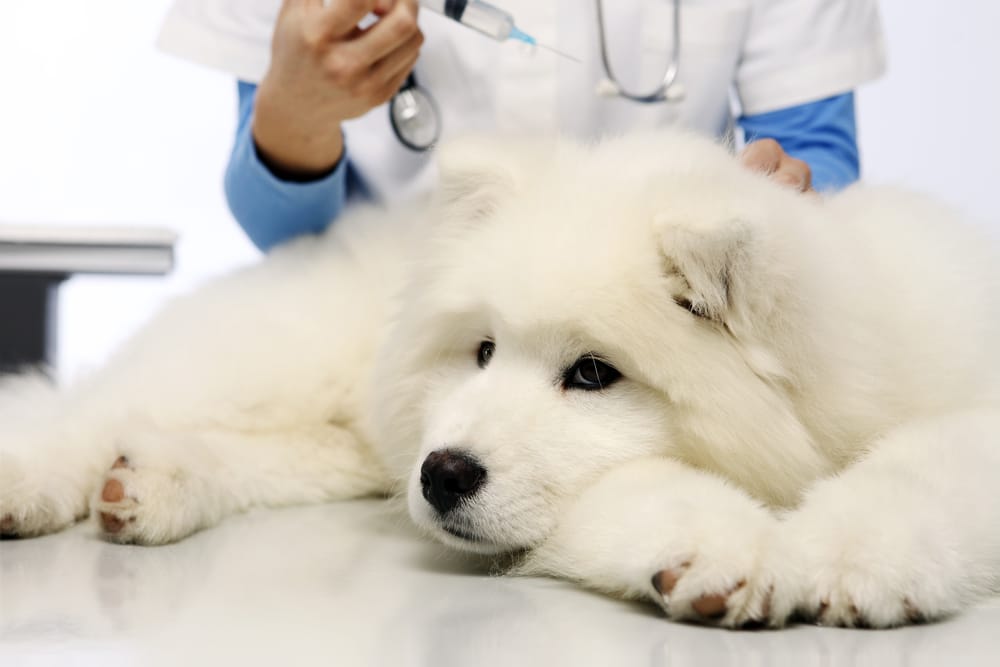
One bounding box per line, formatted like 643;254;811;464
90;421;387;545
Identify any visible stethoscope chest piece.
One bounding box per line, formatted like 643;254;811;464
389;73;442;152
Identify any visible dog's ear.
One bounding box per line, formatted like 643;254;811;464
434;136;538;221
657;216;757;325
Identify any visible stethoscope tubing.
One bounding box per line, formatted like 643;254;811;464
595;0;682;103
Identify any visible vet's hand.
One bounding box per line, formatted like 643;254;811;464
253;0;423;177
741;139;813;193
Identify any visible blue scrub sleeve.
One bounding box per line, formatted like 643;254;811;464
224;81;365;252
738;92;859;192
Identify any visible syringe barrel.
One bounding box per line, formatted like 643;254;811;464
419;0;448;13
419;0;514;41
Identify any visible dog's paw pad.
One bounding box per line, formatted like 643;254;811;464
94;457;143;542
96;493;138;541
99;511;130;534
814;598;866;627
807;589;900;628
651;561;690;596
101;478;125;503
92;456;200;546
651;556;786;628
903;598;927;624
690;580;745;620
652;561;747;622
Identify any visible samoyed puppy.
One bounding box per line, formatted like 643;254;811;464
2;131;1000;629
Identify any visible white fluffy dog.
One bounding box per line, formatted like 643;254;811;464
3;131;1000;629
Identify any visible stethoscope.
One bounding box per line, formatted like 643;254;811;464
389;0;684;151
389;73;442;151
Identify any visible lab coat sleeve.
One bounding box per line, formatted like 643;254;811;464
736;0;886;116
738;92;859;192
224;81;356;252
156;0;279;83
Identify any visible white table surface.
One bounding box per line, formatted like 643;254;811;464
2;499;998;667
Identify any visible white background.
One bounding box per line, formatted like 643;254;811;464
0;1;997;383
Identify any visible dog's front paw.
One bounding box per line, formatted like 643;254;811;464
790;537;941;627
801;571;928;629
650;561;774;628
520;459;800;629
786;525;958;628
93;454;205;545
644;515;800;629
784;489;967;628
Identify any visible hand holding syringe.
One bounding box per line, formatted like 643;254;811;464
419;0;581;62
252;0;576;181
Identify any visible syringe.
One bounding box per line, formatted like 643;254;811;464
419;0;580;62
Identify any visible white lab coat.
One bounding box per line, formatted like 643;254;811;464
157;0;885;201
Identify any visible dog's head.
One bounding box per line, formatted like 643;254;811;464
371;131;832;555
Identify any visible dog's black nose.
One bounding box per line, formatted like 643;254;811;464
420;449;487;515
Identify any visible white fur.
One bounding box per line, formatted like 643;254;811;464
3;130;1000;628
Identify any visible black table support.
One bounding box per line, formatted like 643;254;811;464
0;272;67;373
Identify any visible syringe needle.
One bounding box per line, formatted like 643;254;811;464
534;41;582;64
508;26;581;63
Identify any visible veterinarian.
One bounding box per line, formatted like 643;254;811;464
158;0;885;251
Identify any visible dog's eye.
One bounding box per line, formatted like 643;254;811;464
477;340;495;368
563;355;621;391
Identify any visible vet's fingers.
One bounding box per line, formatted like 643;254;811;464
741;139;813;192
320;23;419;94
740;138;783;175
350;0;420;64
277;0;318;26
772;156;813;192
369;50;421;107
315;0;383;39
369;28;423;86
